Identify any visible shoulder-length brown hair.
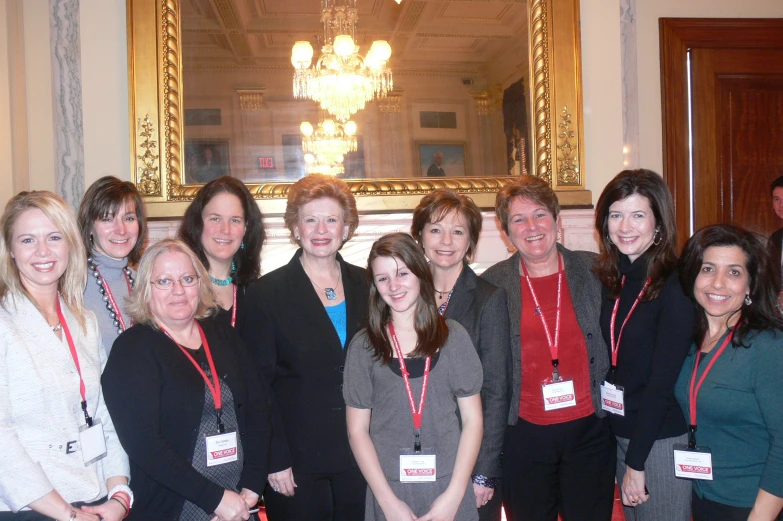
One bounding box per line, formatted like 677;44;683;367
77;176;148;265
0;191;88;330
283;174;359;247
411;188;482;263
495;175;560;235
366;233;448;364
593;169;678;300
126;238;218;327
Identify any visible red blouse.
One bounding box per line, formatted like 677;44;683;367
518;272;594;425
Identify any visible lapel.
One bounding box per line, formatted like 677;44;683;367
289;249;349;355
504;252;522;341
559;244;592;334
341;256;365;345
444;263;475;322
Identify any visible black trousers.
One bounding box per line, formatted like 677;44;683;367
692;490;783;521
263;466;365;521
501;414;616;521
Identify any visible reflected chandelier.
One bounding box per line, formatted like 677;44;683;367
291;0;393;122
300;118;358;176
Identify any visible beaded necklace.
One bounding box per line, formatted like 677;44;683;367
88;256;135;335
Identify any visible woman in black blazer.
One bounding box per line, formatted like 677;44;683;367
412;189;510;521
178;176;265;331
241;174;369;521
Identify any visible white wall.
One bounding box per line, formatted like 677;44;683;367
635;0;783;175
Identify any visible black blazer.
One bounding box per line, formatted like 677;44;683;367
482;244;611;424
444;265;510;479
102;320;271;520
241;249;369;474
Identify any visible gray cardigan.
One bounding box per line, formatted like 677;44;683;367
481;244;610;424
444;265;510;479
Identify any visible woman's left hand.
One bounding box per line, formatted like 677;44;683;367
473;483;494;509
81;497;127;521
418;487;461;521
239;488;259;509
621;466;650;507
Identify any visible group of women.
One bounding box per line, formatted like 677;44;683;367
0;168;780;521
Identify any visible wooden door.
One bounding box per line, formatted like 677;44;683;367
660;19;783;247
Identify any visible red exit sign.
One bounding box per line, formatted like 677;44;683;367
258;157;275;169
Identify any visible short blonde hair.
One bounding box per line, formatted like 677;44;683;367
126;238;218;327
0;191;87;330
283;174;359;247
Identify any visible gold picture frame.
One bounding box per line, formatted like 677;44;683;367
127;0;588;217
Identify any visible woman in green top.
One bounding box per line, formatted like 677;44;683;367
675;224;783;521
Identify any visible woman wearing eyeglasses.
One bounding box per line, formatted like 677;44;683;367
102;239;272;521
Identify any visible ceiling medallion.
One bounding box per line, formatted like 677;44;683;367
291;0;393;122
300;118;358;176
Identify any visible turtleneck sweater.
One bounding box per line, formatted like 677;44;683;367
599;252;696;470
84;250;135;357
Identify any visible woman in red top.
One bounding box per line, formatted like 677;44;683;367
482;175;616;521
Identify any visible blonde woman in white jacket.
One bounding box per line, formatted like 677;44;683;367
0;191;131;521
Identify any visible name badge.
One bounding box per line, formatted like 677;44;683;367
206;431;238;467
600;382;625;416
399;448;436;483
673;444;713;480
541;378;576;411
79;420;107;466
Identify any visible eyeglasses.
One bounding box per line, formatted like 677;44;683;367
151;275;200;290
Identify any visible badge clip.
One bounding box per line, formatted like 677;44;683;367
414;428;421;453
551;359;561;382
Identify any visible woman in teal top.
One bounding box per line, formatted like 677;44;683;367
675;224;783;521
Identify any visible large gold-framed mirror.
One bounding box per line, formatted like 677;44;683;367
128;0;588;217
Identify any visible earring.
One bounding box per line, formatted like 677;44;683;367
653;229;662;246
744;294;752;306
240;241;245;250
295;235;300;241
231;261;237;273
557;230;562;243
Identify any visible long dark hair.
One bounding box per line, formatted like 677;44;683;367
77;176;148;264
679;224;783;348
366;233;448;364
594;169;678;300
177;176;264;285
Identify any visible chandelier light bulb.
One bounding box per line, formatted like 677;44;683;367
369;40;392;62
300;121;314;136
323;119;336;134
291;41;314;68
304;152;315;164
344;121;357;136
333;35;356;58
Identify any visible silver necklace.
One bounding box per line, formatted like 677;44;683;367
88;257;135;335
302;259;342;300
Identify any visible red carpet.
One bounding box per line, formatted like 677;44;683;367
255;484;626;520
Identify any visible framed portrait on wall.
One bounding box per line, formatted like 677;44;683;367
184;140;230;184
417;143;467;177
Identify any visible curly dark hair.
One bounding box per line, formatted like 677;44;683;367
594;169;679;300
679;224;783;348
177;176;264;285
366;233;448;364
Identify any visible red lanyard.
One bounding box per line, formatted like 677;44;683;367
521;256;563;372
95;267;133;331
388;321;430;452
688;328;735;439
162;322;225;432
56;300;93;426
609;276;651;367
230;285;237;328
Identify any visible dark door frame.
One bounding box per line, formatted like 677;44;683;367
659;18;783;247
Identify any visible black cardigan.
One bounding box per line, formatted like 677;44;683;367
240;249;369;474
102;319;271;520
599;253;696;471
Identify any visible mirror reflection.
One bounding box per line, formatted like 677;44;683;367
181;0;531;183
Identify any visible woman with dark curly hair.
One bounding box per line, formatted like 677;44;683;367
178;176;265;330
675;224;783;521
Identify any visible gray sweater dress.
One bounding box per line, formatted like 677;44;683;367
343;319;483;521
84;251;135;357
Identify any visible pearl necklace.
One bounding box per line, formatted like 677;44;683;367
88;257;134;335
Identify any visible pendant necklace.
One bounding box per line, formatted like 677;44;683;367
303;259;342;300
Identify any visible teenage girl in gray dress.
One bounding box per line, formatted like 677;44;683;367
344;233;484;521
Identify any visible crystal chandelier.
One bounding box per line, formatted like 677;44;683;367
291;0;392;122
300;118;358;176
